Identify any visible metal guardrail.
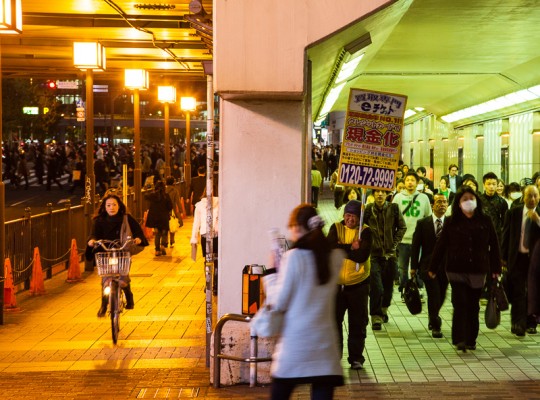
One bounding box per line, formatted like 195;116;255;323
5;200;86;287
212;313;272;389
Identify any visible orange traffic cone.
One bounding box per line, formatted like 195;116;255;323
66;239;84;283
30;247;47;296
3;258;20;312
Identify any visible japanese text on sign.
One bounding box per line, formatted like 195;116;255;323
337;88;407;190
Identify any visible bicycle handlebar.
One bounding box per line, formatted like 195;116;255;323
94;237;134;251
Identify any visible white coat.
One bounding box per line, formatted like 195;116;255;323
270;248;344;379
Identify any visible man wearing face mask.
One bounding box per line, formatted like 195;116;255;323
501;185;540;336
428;186;501;352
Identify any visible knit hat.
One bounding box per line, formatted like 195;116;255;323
344;199;362;216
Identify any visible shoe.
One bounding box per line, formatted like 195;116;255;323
124;285;134;309
350;361;364;370
466;344;476;350
155;250;162;256
514;326;526;337
161;246;167;255
526;327;537;334
372;322;382;331
456;342;467;352
382;314;389;323
432;329;443;338
97;306;107;318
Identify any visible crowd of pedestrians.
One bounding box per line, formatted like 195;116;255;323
311;157;540;375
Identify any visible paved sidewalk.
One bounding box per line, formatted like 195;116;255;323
0;191;539;399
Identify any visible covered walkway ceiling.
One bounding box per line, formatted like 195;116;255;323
0;0;539;125
309;0;540;126
0;0;212;84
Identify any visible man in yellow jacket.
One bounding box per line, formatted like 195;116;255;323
327;199;373;370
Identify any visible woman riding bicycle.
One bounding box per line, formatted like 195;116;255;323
86;194;148;317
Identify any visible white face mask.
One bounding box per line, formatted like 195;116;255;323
460;199;477;213
417;183;424;191
510;192;521;200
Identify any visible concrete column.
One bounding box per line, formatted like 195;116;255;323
482;119;503;177
509;112;533;182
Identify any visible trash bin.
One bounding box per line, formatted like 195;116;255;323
242;264;265;316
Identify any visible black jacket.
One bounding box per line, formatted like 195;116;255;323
411;215;443;274
429;212;501;276
364;202;406;258
501;204;540;272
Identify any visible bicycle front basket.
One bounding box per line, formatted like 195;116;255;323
95;252;131;276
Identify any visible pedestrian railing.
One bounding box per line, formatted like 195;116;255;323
5;200;86;287
212;313;272;388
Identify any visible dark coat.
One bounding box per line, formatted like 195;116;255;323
429;212;501;276
85;213;148;260
501;204;540;272
145;191;173;230
441;174;463;192
364;202;406;258
411;215;443;274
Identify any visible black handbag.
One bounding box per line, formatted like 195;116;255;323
492;278;509;311
403;275;422;315
485;291;500;329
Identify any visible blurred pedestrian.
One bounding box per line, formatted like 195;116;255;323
268;204;344;400
145;180;173;256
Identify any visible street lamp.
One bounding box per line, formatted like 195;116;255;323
125;69;149;221
181;96;196;190
74;41;106;270
158;86;176;177
0;0;22;34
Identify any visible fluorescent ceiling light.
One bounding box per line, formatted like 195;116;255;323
319;82;346;116
441;84;540;123
335;54;364;84
404;109;417;118
414;107;425;111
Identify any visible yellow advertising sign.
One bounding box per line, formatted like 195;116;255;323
337;88;407;190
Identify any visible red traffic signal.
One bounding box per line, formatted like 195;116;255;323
46;80;57;89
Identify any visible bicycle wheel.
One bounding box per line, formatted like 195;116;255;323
110;281;120;344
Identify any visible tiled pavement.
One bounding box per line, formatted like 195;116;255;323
0;186;539;399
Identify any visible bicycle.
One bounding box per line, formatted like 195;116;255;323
94;238;133;344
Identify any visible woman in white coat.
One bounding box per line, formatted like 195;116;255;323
269;204;344;400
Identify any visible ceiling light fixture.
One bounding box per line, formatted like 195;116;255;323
134;3;175;10
315;33;371;122
441;84;540;123
0;0;22;34
404;109;417;118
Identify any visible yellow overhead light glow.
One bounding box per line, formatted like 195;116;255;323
180;96;196;111
158;86;177;103
73;42;106;71
125;69;149;90
0;0;22;34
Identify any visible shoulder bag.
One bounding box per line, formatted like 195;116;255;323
120;215;144;256
250;304;284;338
403;275;422;315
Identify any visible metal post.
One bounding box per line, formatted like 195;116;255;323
164;101;171;177
133;88;142;221
0;46;4;324
185;110;191;191
85;68;96;248
205;74;215;366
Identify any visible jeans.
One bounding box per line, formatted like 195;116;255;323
271;380;335;400
336;281;370;365
369;256;397;316
154;228;168;251
398;243;423;291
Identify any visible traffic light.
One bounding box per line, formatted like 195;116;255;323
46;80;57;89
